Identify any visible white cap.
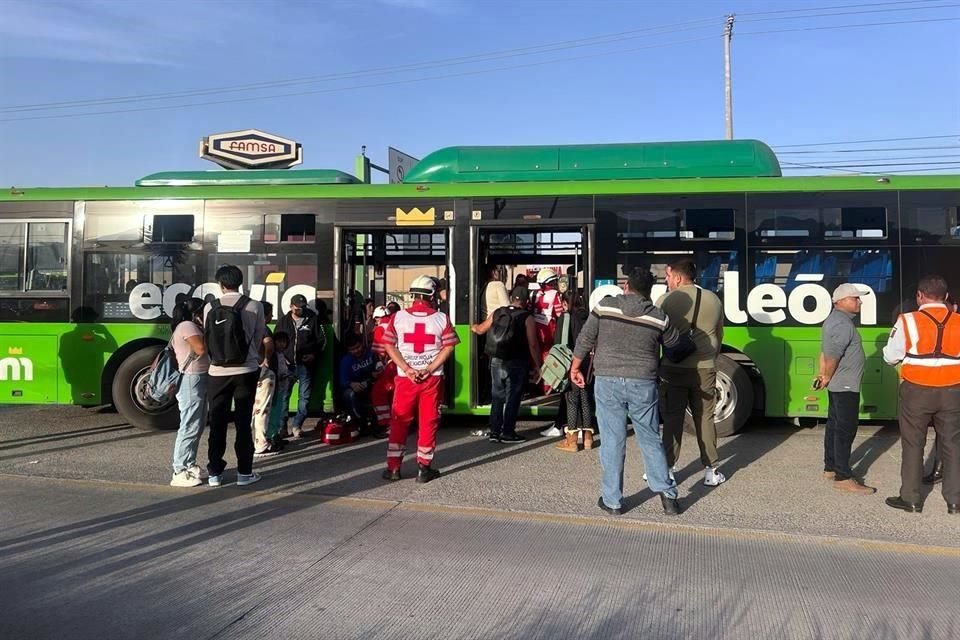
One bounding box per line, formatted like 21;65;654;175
832;283;869;302
372;305;389;319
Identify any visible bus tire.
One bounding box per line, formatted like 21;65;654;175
111;346;180;430
684;355;754;438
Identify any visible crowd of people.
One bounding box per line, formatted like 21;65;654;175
163;260;958;520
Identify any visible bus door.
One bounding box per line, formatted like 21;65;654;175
333;227;454;401
471;224;593;408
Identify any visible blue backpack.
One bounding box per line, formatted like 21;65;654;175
146;343;197;402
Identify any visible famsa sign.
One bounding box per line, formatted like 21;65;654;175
199;129;303;169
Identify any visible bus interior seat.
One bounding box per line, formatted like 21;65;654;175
754;255;778;284
699;255;722;291
849;250;892;293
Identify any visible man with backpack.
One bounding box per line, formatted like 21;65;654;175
276;293;327;438
656;258;727;488
471;286;541;443
203;265;266;487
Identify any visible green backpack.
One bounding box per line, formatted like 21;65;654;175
540;313;573;393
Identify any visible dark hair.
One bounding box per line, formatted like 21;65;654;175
273;330;290;345
667;258;697;282
513;274;529;287
918;274;949;301
215;265;243;291
386;301;401;314
563;289;585;310
626;267;655;298
262;301;273;317
171;297;205;331
510;285;530;303
344;334;363;350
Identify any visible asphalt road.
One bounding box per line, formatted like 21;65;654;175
2;405;958;639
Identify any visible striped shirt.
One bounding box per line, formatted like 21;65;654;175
573;293;679;380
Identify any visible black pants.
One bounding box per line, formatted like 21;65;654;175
824;391;860;481
898;381;960;505
564;383;594;433
207;371;259;476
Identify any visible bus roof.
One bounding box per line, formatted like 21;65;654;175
135;169;362;187
401;140;782;183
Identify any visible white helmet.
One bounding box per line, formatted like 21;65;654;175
409;275;438;297
536;268;559;285
372;305;389;319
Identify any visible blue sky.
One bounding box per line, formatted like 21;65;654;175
0;0;957;186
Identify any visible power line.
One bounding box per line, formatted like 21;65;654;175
774;135;960;148
778;146;960;154
781;154;960;163
738;2;959;23
738;15;960;37
0;17;722;113
737;0;943;17
0;35;718;123
785;160;960;167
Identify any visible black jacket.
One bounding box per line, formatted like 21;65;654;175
276;308;326;365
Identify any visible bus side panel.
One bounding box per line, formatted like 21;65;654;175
0;333;59;403
724;326;787;419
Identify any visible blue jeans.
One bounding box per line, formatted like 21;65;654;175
172;373;208;473
342;386;371;420
594;375;678;508
490;358;527;436
292;363;314;428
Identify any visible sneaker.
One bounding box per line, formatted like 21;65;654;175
237;472;261;486
499;433;526;443
704;467;726;487
208;474;222;487
382;468;401;482
291;427;303;440
170;469;202;488
487;432;501;443
188;464;209;480
643;468;676;482
470;428;488;437
540;426;562;437
416;465;441;484
253;446;282;459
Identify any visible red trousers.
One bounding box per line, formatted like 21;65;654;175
536;323;554;393
387;375;443;471
371;362;396;427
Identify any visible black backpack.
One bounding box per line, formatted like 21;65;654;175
485;306;528;359
205;296;251;366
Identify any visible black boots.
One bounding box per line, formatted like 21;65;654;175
416;465;440;484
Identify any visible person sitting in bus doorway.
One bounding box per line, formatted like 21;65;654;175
370;305;397;436
656;258;727;487
339;334;378;426
815;283;876;495
203;265;266;487
571;267;682;516
380;276;459;483
882;275;960;515
276;293;327;439
471;285;540;443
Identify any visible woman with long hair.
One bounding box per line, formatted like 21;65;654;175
169;297;210;487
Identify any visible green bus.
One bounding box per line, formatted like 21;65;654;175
1;140;958;435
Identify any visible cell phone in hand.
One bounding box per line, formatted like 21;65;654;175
812;377;823;390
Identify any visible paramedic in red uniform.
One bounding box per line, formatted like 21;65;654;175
381;277;459;483
370;305;396;436
532;268;564;364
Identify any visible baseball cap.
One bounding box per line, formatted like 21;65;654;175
510;285;530;303
290;294;309;308
832;283;869;302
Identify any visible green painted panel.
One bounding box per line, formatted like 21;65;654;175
0;335;58;403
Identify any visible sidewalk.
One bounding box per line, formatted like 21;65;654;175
0;405;955;548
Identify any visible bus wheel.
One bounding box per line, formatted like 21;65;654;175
685;355;754;438
111;346;179;430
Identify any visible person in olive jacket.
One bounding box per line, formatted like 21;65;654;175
275;294;327;437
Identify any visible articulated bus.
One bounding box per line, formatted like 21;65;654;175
1;140;958;435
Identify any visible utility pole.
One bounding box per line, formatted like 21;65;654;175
724;14;735;140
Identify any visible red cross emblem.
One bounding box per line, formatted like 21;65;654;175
404;322;436;353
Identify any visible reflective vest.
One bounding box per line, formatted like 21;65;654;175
899;305;960;387
386;305;458;377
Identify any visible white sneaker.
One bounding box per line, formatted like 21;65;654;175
237;471;262;486
704;467;726;487
170;469;202;488
291;427;303;439
188;464;208;480
643;468;675;482
208;474;222;487
540;426;562;437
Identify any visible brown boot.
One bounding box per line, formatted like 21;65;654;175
823;471;835;480
555;431;580;452
583;430;596;450
833;478;876;495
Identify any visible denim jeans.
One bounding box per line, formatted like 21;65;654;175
342;386;372;420
595;375;678;508
172;373;208;473
489;358;527;437
292;363;314;428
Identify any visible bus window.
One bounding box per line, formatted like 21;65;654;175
0;222;25;291
823;207;887;239
751;208;818;238
84;252;202;321
618;251;740;297
85;200;203;246
264;214;316;243
901;191;960;244
25;222;68;292
145;215;195;244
